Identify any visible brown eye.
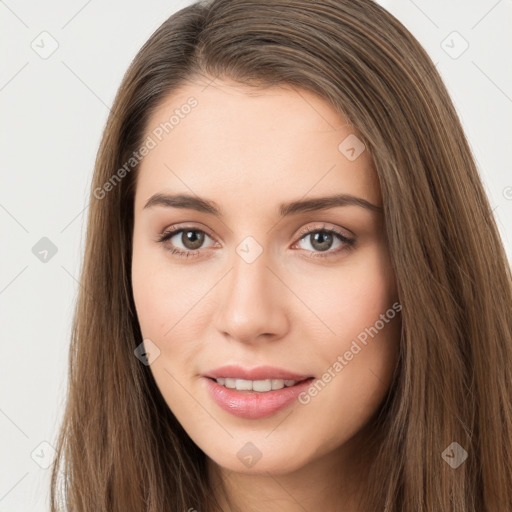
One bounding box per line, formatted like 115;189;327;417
294;225;355;259
157;227;214;257
180;229;205;250
308;231;334;252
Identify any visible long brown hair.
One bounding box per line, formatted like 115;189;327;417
50;0;512;510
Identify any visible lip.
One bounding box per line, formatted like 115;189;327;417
203;376;315;419
202;364;312;381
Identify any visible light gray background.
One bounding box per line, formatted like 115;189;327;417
1;1;511;510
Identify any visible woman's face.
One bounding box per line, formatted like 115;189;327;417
131;78;400;475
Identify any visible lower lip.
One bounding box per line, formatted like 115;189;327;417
203;377;315;419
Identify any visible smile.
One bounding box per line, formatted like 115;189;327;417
213;377;304;392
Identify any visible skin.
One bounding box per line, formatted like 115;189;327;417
131;77;401;511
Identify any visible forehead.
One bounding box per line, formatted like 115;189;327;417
134;79;381;212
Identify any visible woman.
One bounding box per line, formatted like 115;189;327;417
50;0;512;510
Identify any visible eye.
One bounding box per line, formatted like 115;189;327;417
156;226;215;259
292;224;355;259
156;223;355;260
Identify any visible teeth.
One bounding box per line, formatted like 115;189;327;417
214;377;299;391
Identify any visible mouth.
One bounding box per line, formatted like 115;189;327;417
203;376;316;419
206;376;314;393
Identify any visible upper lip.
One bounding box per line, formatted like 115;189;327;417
203;365;313;381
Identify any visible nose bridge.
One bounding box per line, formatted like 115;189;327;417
213;236;288;342
231;243;272;302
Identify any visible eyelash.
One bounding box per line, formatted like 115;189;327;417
156;224;355;260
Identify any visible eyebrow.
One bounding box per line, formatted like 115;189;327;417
143;192;383;216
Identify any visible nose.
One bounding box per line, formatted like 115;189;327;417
213;245;290;345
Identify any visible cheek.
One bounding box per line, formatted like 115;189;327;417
298;244;400;398
297;244;398;343
131;235;188;335
131;244;203;406
131;237;180;341
131;240;214;366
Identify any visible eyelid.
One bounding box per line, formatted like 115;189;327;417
156;222;216;242
294;222;354;240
